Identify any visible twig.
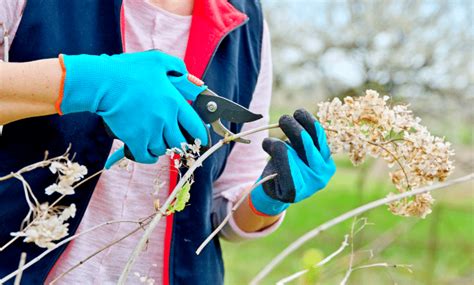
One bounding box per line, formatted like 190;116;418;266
276;234;349;285
13;173;40;208
118;123;281;284
195;173;278;255
0;148;71;182
351;262;413;272
13;252;26;285
340;262;412;285
340;218;358;285
0;217;151;283
0;168;106;252
48;217;153;285
250;173;474;285
325;219;418;277
49;169;105;208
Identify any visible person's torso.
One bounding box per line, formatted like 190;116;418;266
0;1;263;284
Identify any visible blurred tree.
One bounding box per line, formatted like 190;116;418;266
264;0;473;142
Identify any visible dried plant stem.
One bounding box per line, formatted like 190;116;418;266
326;219;418;277
340;218;357;285
119;123;281;284
118;141;224;284
49;217;153;285
50;169;105;208
0;168;106;252
0;148;71;182
0;218;150;284
223;123;280;143
13;252;26;285
195;173;278;255
352;262;412;272
276;234;349;285
341;262;412;284
366;141;410;190
250;173;474;285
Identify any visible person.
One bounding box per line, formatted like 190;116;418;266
0;0;335;284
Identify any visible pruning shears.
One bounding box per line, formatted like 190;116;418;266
104;71;263;168
167;71;263;145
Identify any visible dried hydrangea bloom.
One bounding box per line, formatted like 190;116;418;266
317;90;455;218
11;203;76;249
166;138;202;170
45;161;88;196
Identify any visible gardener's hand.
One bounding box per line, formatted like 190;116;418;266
249;109;336;216
57;51;208;168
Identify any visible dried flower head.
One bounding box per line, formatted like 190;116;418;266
45;161;88;196
167;139;202;170
164;139;202;214
317;90;455;218
11;203;76;249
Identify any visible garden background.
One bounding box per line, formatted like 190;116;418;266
223;1;473;284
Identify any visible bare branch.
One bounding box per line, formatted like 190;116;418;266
276;234;350;285
195;173;278;255
13;252;26;285
0;217;152;284
250;173;474;284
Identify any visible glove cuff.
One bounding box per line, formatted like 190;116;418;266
249;184;289;216
57;54;109;115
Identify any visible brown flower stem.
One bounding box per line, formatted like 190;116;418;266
195;173;278;255
250;173;474;285
366;141;411;190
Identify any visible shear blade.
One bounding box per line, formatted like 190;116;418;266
219;106;263;124
195;92;263;124
211;121;250;144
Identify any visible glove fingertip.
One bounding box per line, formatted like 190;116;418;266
278;114;294;130
262;137;283;155
105;147;125;169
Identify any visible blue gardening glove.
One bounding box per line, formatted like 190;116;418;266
58;51;208;169
250;109;336;216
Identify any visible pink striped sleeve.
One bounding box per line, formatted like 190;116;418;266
212;21;285;242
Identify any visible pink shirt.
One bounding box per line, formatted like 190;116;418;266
1;1;282;284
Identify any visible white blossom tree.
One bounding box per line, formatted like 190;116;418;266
265;0;473;142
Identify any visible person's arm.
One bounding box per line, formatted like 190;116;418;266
0;59;60;124
233;192;281;232
212;20;284;241
0;51;210;168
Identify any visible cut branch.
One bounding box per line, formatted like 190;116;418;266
195;173;278;255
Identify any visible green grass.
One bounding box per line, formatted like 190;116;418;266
222;164;474;285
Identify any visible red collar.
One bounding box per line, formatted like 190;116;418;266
184;0;248;78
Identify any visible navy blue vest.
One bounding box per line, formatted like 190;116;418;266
0;0;263;284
